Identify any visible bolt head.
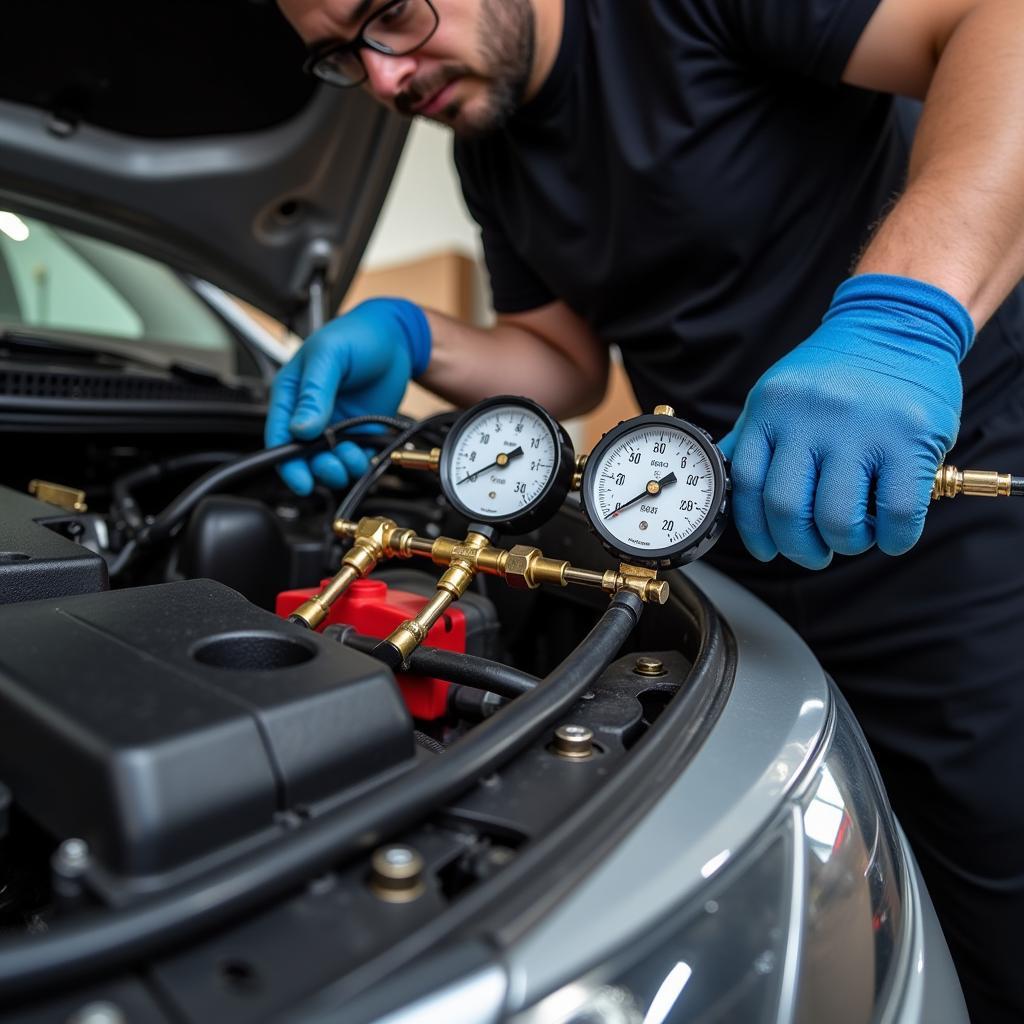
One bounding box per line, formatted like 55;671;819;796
382;847;415;868
553;724;595;760
370;845;426;903
634;657;667;677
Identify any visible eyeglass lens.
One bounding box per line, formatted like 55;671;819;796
314;0;437;86
364;0;436;53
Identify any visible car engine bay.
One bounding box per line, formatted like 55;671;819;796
0;402;733;1022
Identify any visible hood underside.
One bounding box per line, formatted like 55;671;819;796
0;0;409;335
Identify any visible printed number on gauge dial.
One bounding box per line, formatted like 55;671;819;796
594;426;716;553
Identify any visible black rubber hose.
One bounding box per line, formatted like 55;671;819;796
335;411;457;523
0;592;642;999
1012;476;1024;496
134;414;411;550
339;631;538;699
112;452;239;532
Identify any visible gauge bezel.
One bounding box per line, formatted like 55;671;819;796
580;413;729;569
439;395;575;533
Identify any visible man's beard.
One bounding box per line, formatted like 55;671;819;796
395;0;535;136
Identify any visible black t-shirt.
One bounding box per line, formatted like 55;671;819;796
454;0;1024;441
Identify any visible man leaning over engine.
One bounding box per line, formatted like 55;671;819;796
267;0;1024;1017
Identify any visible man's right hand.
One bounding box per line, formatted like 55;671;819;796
264;298;431;495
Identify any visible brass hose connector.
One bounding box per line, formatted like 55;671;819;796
389;447;442;472
932;465;1021;500
290;517;418;629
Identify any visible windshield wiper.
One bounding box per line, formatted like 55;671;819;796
0;328;244;391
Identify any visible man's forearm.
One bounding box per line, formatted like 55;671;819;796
417;308;609;419
855;0;1024;327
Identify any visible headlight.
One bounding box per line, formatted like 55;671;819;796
793;691;907;1023
512;691;909;1024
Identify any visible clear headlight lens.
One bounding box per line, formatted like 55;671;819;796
794;696;906;1022
514;695;909;1024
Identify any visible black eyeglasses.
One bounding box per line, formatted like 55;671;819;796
303;0;440;88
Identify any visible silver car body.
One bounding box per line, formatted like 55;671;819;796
371;562;969;1024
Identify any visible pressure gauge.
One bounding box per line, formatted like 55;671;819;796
581;409;729;569
439;396;575;533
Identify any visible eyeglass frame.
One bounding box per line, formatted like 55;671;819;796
302;0;441;88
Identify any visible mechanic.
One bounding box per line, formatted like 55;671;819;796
268;0;1024;1018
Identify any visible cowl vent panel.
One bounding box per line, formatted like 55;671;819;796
0;370;247;403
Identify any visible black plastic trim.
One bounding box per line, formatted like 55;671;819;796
290;565;736;1020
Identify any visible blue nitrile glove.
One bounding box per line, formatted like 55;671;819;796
265;298;431;495
718;274;974;570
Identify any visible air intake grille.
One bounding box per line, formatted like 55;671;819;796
0;370;249;403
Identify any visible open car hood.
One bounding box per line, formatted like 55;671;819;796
0;0;408;336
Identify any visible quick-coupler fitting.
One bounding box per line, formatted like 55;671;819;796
932;465;1019;500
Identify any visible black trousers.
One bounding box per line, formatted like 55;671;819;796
706;396;1024;1024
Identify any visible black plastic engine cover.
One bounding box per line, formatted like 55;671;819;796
0;580;413;877
0;485;107;604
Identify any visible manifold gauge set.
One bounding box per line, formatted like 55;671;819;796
438;397;730;567
289;396;732;658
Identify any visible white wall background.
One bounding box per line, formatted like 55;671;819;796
361;120;483;270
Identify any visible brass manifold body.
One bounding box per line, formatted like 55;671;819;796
332;517;668;601
289;517;423;630
290;515;669;660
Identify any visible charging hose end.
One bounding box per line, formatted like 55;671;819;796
371;641;406;672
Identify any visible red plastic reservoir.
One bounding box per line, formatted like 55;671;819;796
275;579;464;720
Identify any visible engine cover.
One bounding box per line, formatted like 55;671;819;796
0;580;413;879
0;484;107;605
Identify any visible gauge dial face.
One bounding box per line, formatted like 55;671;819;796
588;423;719;559
445;403;560;521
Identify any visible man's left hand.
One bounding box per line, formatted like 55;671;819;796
718;274;975;570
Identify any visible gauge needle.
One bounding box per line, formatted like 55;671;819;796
604;473;677;519
457;446;524;485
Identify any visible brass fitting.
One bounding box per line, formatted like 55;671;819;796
292;517;417;629
29;480;87;513
438;532;491;599
386;590;452;662
932;465;1012;500
653;404;676;417
389;447;442;473
616;563;670;605
385;532;491;662
571;454;589;492
499;545;570;589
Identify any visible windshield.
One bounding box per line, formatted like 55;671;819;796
0;211;244;376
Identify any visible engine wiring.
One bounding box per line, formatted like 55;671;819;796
107;413;422;578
